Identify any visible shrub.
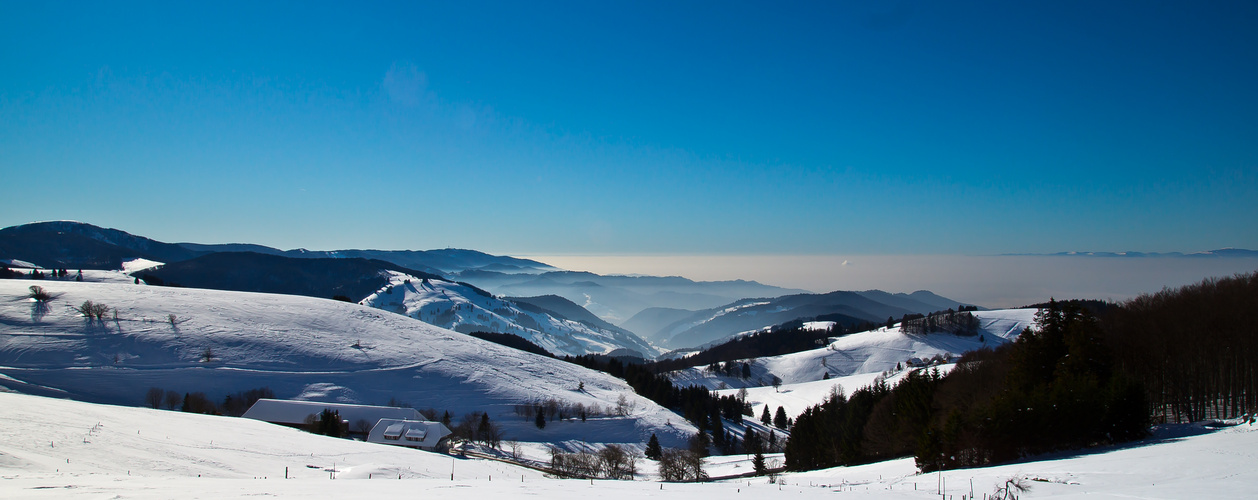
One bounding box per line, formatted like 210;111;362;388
28;285;52;302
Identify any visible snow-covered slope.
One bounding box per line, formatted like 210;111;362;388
0;280;695;448
0;391;540;480
358;272;659;358
669;308;1038;391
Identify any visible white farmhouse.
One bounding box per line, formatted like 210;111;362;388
366;419;453;451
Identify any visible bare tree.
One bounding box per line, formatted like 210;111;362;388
27;285;51;302
94;303;109;320
657;448;707;482
597;444;637;479
75;300;95;318
145;387;164;408
164;390;182;410
615;394;635;416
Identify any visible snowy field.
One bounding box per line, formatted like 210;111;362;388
2;391;1255;499
672;309;1037;419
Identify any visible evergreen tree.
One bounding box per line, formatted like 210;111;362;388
644;433;662;460
752;451;767;476
773;406;788;429
534;409;546;429
744;425;762;454
478;413;491;437
760;405;771;425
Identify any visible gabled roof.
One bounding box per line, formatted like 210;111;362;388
367;419;451;449
241;399;425;426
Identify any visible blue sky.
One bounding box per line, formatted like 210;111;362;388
3;1;1256;256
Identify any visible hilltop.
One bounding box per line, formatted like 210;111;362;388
0;280;696;448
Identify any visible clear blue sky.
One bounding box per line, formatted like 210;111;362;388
3;1;1256;255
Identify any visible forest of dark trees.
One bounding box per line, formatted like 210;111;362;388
785;271;1258;472
1104;271;1258;423
563;354;751;454
899;309;980;336
467;331;554;357
647;320;878;374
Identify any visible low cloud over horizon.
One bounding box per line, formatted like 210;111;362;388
529;254;1258;309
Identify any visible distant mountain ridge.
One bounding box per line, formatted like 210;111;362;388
0;221;554;275
0;221;656;357
0;221;205;268
134;252;444;302
453;269;812;325
636;289;975;350
1004;248;1258;258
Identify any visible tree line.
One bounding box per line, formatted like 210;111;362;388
1103;271;1258;423
144;386;275;416
645;321;876;374
899;309;981;336
786;300;1149;471
786;271;1258;472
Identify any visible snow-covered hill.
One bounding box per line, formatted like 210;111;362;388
643;290;976;350
358;272;659;358
0;280;695;448
667;308;1037;392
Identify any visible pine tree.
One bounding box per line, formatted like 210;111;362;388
752;451;767;476
645;433;662;460
744;425;762;454
774;406;788;429
534;409;546;429
760;405;771;425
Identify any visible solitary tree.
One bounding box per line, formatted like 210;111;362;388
644;433;662;460
145;387;164;409
27;285;51;302
752;450;767;476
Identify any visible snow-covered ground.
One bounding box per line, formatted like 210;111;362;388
2;390;1255;499
671;309;1037;390
0;280;696;448
718;369;919;425
664;309;1036;423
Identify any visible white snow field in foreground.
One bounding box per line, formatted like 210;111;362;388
2;391;1256;499
0;280;695;447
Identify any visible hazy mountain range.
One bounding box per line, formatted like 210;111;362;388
0;220;1098;354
